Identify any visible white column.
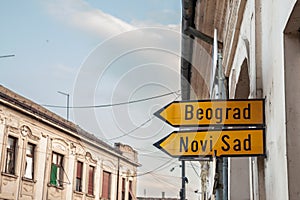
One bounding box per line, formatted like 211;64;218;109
35;135;48;200
66;151;75;200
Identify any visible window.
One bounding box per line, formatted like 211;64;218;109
102;171;111;199
24;143;35;179
121;178;126;200
50;152;64;187
128;180;133;200
5;136;17;174
88;166;95;195
75;161;83;192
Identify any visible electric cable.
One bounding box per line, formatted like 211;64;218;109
150;173;179;190
190;161;201;178
130;159;177;177
105;93;181;141
105;116;154;141
42;90;181;109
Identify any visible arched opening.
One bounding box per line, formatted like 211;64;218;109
284;1;300;199
235;60;250;99
230;59;251;200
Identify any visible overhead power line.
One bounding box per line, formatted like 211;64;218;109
0;54;15;58
105;93;181;141
190;161;201;178
106;116;154;141
43;90;181;109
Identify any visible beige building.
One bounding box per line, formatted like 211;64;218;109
181;0;300;200
0;85;139;200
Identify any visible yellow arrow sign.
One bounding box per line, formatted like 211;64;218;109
154;99;264;127
153;129;265;157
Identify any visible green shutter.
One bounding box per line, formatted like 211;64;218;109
50;164;58;185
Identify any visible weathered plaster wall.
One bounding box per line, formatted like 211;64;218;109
260;0;297;199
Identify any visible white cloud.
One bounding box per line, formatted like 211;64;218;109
43;0;135;38
43;0;181;39
130;19;180;31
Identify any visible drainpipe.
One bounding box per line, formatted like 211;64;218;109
116;158;120;200
181;0;196;100
215;51;228;200
181;1;196;200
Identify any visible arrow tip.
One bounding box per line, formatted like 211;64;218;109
153;106;168;124
153;141;160;149
153;107;162;118
153;101;175;124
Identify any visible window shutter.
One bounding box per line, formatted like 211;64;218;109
128;180;133;200
88;166;94;195
102;171;111;199
77;162;82;178
50;164;58;185
122;178;125;191
129;180;132;191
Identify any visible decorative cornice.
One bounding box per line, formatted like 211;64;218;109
20;125;40;141
85;152;97;164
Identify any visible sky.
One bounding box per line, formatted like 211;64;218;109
0;0;201;199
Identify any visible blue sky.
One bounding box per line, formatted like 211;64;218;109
87;0;181;24
0;0;181;100
0;1;201;199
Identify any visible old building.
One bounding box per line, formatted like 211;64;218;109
137;198;179;200
181;0;300;200
0;85;139;200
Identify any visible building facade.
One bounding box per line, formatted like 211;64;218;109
181;0;300;200
137;198;179;200
0;85;139;200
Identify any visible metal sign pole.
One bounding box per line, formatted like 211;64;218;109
181;160;186;200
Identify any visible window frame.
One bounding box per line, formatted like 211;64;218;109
5;136;17;175
102;171;111;199
128;180;133;200
75;161;83;192
24;143;35;180
50;152;64;187
87;165;95;195
121;178;126;200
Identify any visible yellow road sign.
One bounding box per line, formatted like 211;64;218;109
153;129;265;157
154;99;265;127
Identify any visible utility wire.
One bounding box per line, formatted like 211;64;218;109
132;159;177;177
42;90;181;109
150;173;180;190
0;54;15;58
190;161;201;178
106;116;154;141
140;154;173;160
106;93;181;141
150;173;196;193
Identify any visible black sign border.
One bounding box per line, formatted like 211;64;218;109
153;128;266;158
154;99;266;128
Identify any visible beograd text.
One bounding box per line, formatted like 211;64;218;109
184;103;251;123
